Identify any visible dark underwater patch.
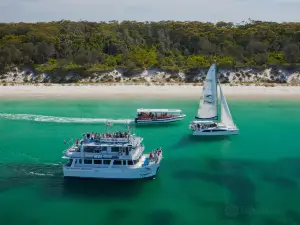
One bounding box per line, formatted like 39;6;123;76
173;170;256;223
105;208;132;225
263;218;284;225
147;209;176;225
262;173;298;189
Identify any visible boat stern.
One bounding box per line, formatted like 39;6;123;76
189;123;196;131
140;148;163;178
180;113;187;118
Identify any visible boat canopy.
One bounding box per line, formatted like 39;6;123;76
137;108;182;113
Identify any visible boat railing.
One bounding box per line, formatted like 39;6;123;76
98;138;129;143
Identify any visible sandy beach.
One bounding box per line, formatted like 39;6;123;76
0;84;300;100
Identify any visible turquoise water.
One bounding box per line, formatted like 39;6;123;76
0;99;300;225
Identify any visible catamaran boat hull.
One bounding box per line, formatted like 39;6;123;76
189;122;239;136
63;162;161;180
191;127;239;136
135;115;186;124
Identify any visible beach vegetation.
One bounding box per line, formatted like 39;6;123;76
0;20;300;82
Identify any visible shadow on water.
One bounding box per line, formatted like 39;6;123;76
0;162;147;201
189;135;230;142
134;122;183;129
0;162;62;193
60;178;146;200
172;134;230;150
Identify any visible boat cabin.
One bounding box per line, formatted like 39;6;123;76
191;120;218;129
65;156;143;168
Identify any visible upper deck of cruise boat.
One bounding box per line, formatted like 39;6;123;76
63;127;144;160
78;131;143;146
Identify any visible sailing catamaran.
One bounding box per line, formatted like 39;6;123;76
189;63;239;136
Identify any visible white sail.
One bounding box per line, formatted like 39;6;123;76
219;83;235;127
195;63;218;120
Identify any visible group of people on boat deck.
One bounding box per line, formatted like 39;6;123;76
137;112;173;120
82;131;130;142
195;123;217;130
149;147;162;161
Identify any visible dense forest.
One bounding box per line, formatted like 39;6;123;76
0;20;300;76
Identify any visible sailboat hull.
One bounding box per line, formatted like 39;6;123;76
192;128;239;136
189;123;239;136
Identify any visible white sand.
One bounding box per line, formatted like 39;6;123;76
0;84;300;100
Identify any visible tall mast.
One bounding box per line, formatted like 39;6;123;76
215;61;219;121
106;120;112;134
126;121;130;141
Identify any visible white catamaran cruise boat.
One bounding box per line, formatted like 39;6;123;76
135;108;186;124
189;63;239;136
62;122;163;180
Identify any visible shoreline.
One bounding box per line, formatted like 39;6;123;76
1;84;300;100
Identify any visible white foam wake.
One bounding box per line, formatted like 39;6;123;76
0;113;134;124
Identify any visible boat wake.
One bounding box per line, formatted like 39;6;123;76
0;113;134;124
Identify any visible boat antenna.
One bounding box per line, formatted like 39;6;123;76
106;120;112;134
126;121;130;134
124;121;130;141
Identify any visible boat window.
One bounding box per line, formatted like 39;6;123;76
103;160;111;165
84;146;93;152
127;160;133;165
73;146;80;152
202;130;211;132
78;159;82;164
212;129;226;132
133;160;138;165
113;160;122;165
84;146;101;153
111;147;119;152
65;159;73;166
94;160;102;164
101;146;107;151
84;159;92;164
94;146;102;153
122;160;127;166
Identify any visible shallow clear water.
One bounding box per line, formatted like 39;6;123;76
0;99;300;225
